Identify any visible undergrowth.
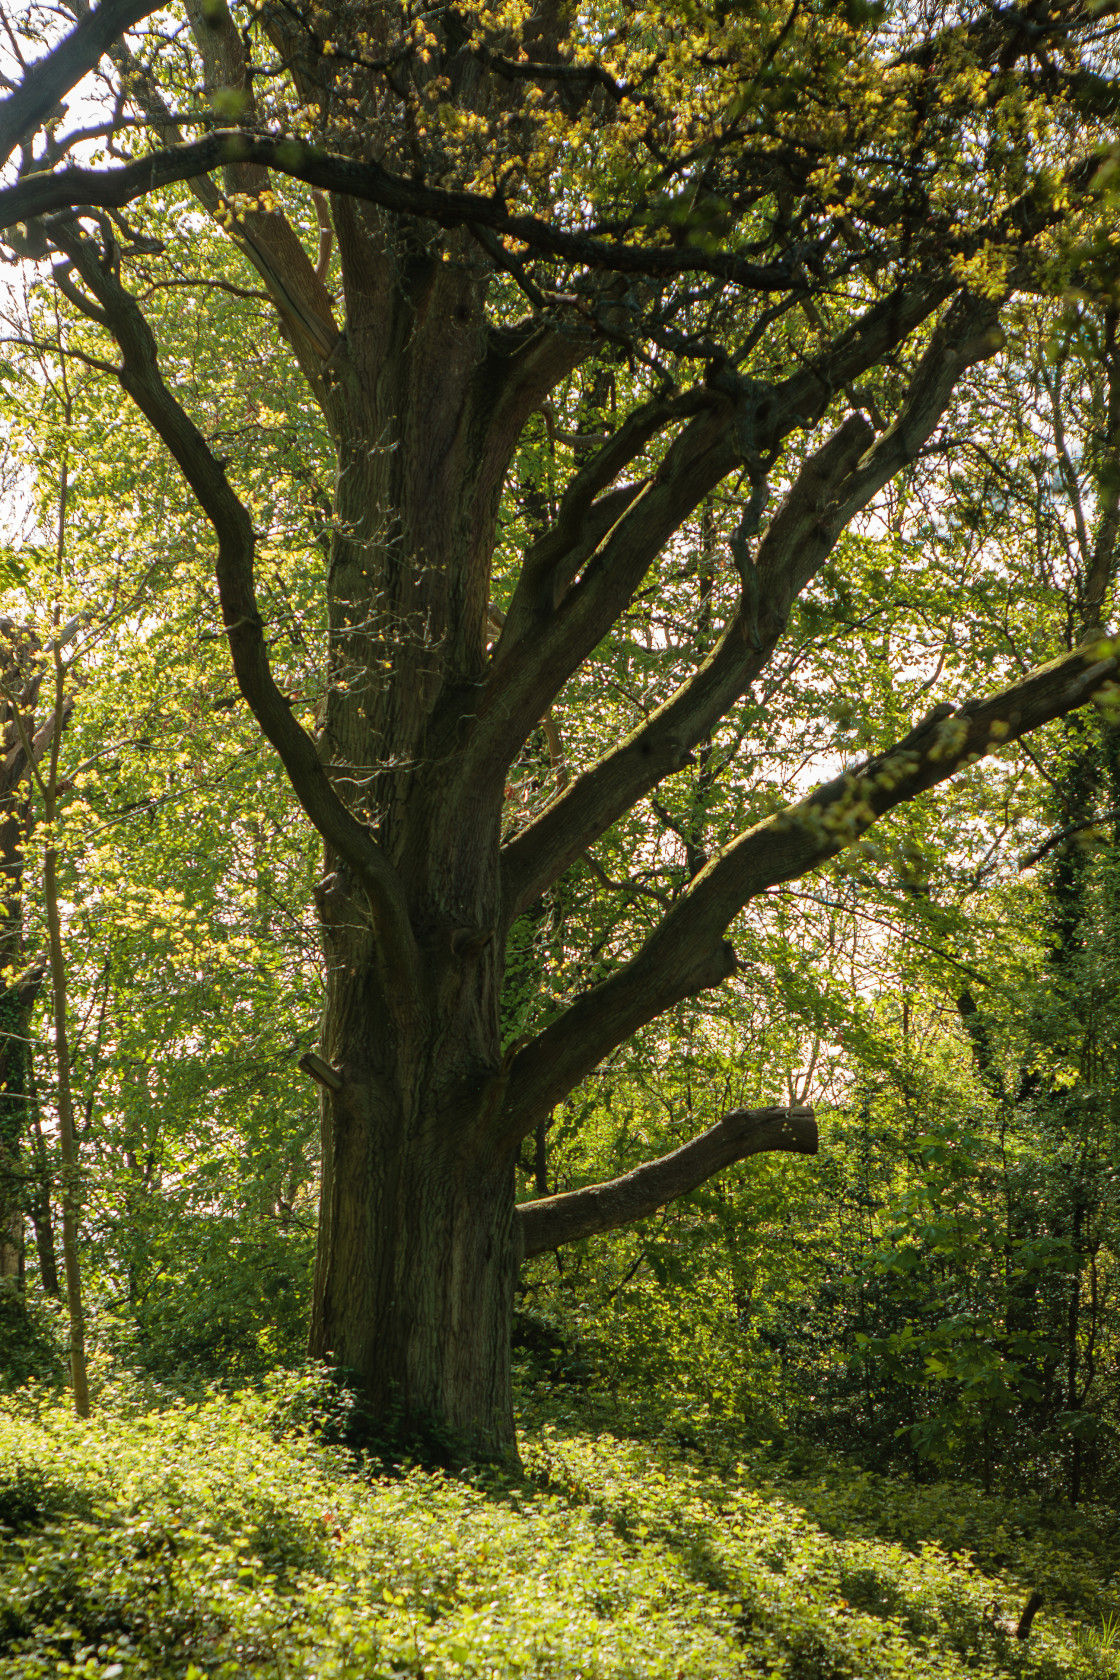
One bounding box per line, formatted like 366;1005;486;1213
0;1369;1117;1679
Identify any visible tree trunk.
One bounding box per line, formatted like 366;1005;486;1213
304;225;522;1454
0;622;55;1289
309;1055;517;1454
28;1107;60;1299
306;809;516;1455
0;993;31;1287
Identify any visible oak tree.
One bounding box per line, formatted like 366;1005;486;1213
2;0;1119;1450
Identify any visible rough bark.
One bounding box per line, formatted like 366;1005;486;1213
310;1069;518;1449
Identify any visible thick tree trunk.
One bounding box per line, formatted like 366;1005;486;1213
306;827;515;1453
304;226;521;1453
308;1054;517;1454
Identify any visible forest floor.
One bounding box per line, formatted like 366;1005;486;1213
1;1370;1118;1680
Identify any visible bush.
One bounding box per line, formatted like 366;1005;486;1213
0;1290;64;1395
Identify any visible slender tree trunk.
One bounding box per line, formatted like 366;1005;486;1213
41;450;90;1419
44;832;90;1417
0;971;45;1290
0;646;45;1284
28;1107;60;1299
0;991;25;1286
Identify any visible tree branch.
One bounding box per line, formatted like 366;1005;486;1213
501;290;1004;917
1;131;818;290
516;1104;817;1257
10;126;1080;295
473;270;1012;796
468;388;763;778
1018;805;1120;870
504;387;710;612
53;225;418;991
498;637;1119;1142
0;0;161;166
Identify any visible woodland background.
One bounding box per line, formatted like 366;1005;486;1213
0;4;1120;1664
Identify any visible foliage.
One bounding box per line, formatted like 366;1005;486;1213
518;809;1120;1498
2;1378;1120;1680
0;262;324;1380
0;1291;63;1394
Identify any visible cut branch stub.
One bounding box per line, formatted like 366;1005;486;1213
299;1052;343;1092
515;1104;817;1258
450;926;495;958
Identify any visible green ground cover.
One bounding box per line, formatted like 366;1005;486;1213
1;1374;1117;1680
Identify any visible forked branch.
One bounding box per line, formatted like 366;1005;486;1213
477;276;965;787
516;1104;817;1257
502;290;1004;917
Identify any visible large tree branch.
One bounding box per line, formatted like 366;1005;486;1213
498;636;1119;1143
436;325;595;679
0;0;162;166
465;390;767;776
502;387;712;617
464;274;962;794
516;1104;817;1257
54;225;418;991
1081;306;1120;634
0;131;820;290
500;290;1004;916
497;415;873;918
465;152;1099;818
10;123;1087;291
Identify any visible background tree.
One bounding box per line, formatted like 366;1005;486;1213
1;0;1119;1451
0;625;55;1291
0;264;327;1382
